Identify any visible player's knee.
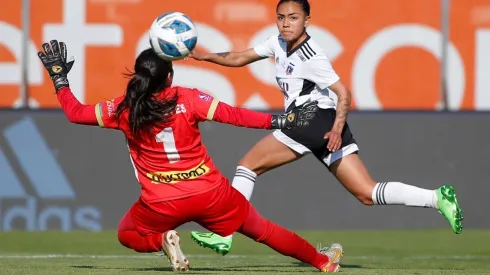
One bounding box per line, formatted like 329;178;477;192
117;230;162;253
117;230;133;249
356;193;375;206
238;157;267;175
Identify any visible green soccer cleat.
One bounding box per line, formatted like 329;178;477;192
190;231;233;256
436;185;464;234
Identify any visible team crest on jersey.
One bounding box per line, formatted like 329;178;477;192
198;93;212;102
286;63;295;75
287;113;295;122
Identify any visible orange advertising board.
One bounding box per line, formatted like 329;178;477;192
1;0;489;110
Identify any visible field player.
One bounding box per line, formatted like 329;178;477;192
189;0;464;255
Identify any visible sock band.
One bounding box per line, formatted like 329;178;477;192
235;166;257;182
375;182;388;205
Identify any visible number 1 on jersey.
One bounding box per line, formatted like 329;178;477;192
156;127;180;163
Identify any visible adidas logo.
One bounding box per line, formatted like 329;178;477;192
0;117;101;232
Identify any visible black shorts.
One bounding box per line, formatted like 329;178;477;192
273;108;359;167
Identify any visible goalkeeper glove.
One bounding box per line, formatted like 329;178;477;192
37;40;75;93
271;100;318;129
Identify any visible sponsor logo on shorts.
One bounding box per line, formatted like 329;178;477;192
147;161;210;184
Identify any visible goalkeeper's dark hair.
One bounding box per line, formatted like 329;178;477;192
116;48;178;138
276;0;310;16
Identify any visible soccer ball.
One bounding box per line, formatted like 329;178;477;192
149;12;198;61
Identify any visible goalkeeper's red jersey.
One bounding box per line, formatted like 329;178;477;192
91;86;272;203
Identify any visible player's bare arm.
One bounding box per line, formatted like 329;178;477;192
330;80;352;132
324;79;352;152
190;48;265;67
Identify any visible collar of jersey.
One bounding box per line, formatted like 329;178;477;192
286;33;311;57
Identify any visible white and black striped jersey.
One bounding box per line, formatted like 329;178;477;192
254;34;340;111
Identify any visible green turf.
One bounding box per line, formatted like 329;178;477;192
0;229;489;274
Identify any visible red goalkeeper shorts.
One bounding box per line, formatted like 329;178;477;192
119;177;250;237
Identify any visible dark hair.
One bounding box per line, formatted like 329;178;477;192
276;0;310;16
116;48;178;138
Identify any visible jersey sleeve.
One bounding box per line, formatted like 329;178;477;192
305;55;341;90
190;89;220;122
95;96;124;129
56;87;98;126
253;35;277;58
190;89;272;129
212;102;272;129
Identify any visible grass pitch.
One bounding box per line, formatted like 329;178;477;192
0;229;489;274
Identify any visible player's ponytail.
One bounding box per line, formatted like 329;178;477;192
116;49;178;137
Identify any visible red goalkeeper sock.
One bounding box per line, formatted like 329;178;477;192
238;206;330;270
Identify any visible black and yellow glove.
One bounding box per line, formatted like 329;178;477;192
271;100;318;129
37;40;74;93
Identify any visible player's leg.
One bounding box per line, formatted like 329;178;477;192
117;199;190;271
298;108;464;234
237;205;343;272
191;133;304;254
232;132;303;199
327;153;463;234
196;181;343;272
117;208;163;253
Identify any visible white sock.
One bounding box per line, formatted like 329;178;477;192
224;166;257;239
372;182;438;208
231;166;257;201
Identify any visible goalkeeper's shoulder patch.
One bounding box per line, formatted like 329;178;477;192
206;99;219;120
95;103;105;127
